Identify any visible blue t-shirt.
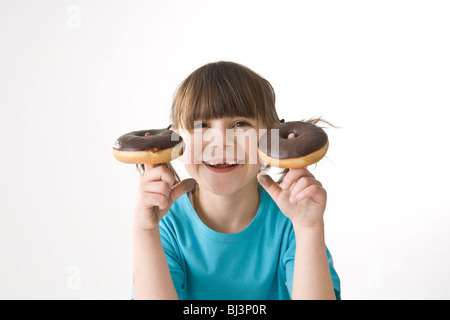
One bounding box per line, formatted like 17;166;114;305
159;185;341;299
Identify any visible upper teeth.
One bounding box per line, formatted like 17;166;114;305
207;160;238;165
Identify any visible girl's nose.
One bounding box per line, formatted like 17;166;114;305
223;128;235;149
206;127;234;149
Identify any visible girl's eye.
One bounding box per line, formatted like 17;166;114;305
193;121;209;129
234;121;250;128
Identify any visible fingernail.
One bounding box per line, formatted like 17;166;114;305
257;173;270;187
185;179;198;191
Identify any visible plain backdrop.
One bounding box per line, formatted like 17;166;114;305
1;0;449;299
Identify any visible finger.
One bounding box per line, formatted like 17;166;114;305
141;180;172;197
143;193;169;211
292;184;327;204
169;178;198;203
288;177;322;203
257;173;283;202
280;168;315;191
142;165;175;186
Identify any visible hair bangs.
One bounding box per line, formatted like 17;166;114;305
171;61;280;130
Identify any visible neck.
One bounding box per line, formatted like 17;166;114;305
192;179;260;234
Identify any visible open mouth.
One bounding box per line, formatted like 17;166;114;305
202;160;242;172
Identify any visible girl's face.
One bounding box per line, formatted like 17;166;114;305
176;117;265;196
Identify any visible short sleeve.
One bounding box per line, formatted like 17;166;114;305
283;228;296;298
283;230;341;300
326;246;341;300
159;220;185;299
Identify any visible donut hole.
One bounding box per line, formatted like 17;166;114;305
283;130;299;140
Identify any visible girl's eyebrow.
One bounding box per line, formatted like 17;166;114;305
192;117;258;127
230;116;256;122
198;117;255;122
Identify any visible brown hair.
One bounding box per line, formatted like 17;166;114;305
171;61;281;131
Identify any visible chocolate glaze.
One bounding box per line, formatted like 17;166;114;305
259;121;328;159
113;129;183;152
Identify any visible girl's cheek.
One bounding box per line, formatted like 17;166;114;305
180;144;193;165
235;129;259;165
180;134;203;165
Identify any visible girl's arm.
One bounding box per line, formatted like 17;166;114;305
133;226;178;300
291;224;335;300
257;169;336;300
132;164;197;300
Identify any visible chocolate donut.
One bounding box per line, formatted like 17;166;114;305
258;121;329;168
112;128;185;164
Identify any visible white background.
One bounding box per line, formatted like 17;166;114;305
1;0;449;299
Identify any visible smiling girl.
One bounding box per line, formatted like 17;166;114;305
132;61;340;300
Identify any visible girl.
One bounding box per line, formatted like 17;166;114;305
132;61;340;300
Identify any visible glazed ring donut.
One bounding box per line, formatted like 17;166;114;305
258;121;329;168
112;128;184;164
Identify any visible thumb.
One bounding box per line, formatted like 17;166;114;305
257;173;283;202
169;178;197;203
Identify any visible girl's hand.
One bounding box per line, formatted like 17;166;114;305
134;163;197;232
257;167;327;229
